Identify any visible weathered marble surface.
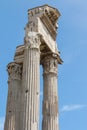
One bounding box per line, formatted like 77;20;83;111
4;4;62;130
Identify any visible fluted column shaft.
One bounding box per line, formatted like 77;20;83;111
42;54;59;130
4;62;22;130
22;33;41;130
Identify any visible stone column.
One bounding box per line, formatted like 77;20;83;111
4;62;22;130
42;54;59;130
22;32;41;130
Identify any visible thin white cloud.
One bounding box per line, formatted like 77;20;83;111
0;117;5;130
60;104;86;113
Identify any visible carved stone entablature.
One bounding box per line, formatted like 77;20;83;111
42;54;58;75
28;4;60;29
27;5;61;40
14;45;25;63
24;32;42;50
7;62;22;81
25;20;38;33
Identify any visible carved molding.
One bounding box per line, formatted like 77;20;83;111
28;5;60;31
24;32;42;50
42;55;58;75
7;62;22;81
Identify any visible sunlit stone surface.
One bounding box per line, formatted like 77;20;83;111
4;4;62;130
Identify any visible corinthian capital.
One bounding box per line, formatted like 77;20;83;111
24;32;42;49
42;54;58;75
7;62;22;81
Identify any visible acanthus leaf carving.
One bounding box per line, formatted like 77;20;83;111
42;55;58;75
24;32;42;50
7;62;22;81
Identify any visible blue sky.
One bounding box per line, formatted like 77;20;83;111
0;0;87;130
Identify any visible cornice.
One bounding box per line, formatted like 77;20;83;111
27;4;60;40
